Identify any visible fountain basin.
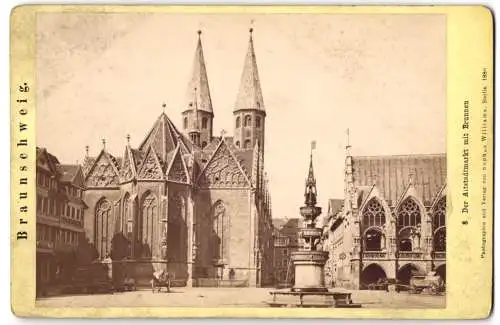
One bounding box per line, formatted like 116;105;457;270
267;289;362;308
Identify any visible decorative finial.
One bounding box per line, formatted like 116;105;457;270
126;134;130;144
197;30;202;37
345;128;352;156
408;171;414;185
249;27;253;34
220;129;226;138
162;102;166;113
85;145;89;157
102;138;106;150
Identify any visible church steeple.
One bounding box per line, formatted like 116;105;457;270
182;30;213;148
233;27;266;152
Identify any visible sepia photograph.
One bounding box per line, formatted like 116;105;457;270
31;11;450;309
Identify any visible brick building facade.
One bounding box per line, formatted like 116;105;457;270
77;29;274;287
323;149;446;290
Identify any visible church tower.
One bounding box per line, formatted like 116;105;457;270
233;28;266;151
182;30;214;148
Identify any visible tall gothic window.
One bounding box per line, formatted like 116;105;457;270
256;116;261;128
202;117;208;129
244;115;252;127
433;197;446;230
167;195;186;262
362;198;386;251
235;116;241;128
397;198;422;252
362;198;386;228
123;193;133;258
433;197;446;252
244;139;252;149
95;198;111;259
211;200;228;262
141;192;157;258
397;198;421;229
183;117;188;129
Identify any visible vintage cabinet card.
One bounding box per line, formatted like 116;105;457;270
10;4;493;318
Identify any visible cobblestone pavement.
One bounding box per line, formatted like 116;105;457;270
36;288;445;309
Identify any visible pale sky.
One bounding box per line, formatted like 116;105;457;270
36;13;446;221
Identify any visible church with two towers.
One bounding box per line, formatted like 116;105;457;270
80;29;274;287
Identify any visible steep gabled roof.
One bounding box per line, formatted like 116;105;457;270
57;164;79;183
351;153;446;206
138;113;195;163
36;147;60;174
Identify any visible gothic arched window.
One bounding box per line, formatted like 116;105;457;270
235;141;240;148
256;116;261;128
244;115;252;127
235;116;241;128
434;228;446;252
123;193;133;257
211;200;228;262
183;117;188;129
95;198;111;259
244;139;252;149
141;192;157;258
202;117;208;129
397;198;422;252
433;197;446;252
433;197;446;230
397;198;421;229
362;198;386;228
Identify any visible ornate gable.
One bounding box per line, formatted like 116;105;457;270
120;146;136;182
137;146;164;180
85;151;120;187
197;140;251;188
166;147;189;184
36;148;58;174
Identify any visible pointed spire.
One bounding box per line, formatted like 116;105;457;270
234;27;265;112
186;30;213;113
85;145;89;157
304;144;318;207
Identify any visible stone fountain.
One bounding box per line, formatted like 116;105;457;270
267;148;361;308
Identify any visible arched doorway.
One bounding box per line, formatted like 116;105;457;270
397;263;421;287
361;264;387;290
435;264;446;283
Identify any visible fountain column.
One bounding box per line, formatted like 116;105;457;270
291;150;329;292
